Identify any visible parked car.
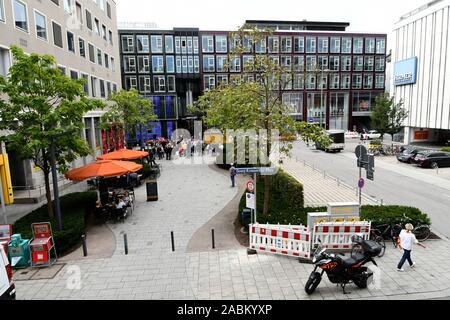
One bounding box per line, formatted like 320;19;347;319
345;131;359;139
397;148;425;163
361;130;382;140
0;245;15;300
412;151;450;168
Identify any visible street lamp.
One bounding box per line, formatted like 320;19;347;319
319;68;330;130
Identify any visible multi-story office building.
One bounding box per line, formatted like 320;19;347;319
392;0;450;145
119;20;387;140
0;0;122;191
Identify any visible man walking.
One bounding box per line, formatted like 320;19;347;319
229;164;237;188
397;223;426;272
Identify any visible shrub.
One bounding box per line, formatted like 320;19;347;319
13;191;98;255
361;205;431;228
441;147;450;152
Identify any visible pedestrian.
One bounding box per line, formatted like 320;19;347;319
396;223;426;272
229;163;237;188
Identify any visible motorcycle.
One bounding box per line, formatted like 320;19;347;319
305;236;382;295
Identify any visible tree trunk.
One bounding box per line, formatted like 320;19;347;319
43;169;54;218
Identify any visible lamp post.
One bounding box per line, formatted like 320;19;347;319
319;68;330;129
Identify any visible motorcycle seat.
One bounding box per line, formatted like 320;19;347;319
343;254;366;267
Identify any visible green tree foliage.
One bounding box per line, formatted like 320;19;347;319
371;93;408;143
296;122;333;149
0;46;105;217
101;89;157;148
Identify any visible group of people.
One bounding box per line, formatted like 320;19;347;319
95;190;133;222
145;138;177;166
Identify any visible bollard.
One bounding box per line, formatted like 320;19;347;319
82;235;88;257
171;231;175;252
124;234;128;255
380;199;384;206
212;229;215;249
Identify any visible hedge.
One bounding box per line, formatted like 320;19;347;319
13;191;98;255
441;147;450;152
238;169;305;225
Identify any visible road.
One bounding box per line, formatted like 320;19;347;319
291;140;450;240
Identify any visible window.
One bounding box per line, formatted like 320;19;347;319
341;74;350;89
330;74;340;89
97;49;102;66
341;56;351;71
137;56;149;73
182;56;187;73
216;56;227;72
202;35;214;53
215;35;228;53
318;56;328;70
152;56;164;73
102;25;107;41
306;74;316;90
111;57;115;72
293;74;304;90
318;74;327;90
255;39;266;53
99;0;105;11
194;56;200;73
193;37;199;54
175;37;181;54
281;37;292;53
329;56;339;71
341;37;351;53
282;74;292;90
79;38;85;57
58;66;66;75
70;70;78;80
376;38;386;54
125;76;137;90
306;56;316;72
0;0;5;22
165;35;174;53
293;56;304;72
88;43;95;62
268;36;279;53
81;73;89;95
176;56;181;73
216;75;228;86
203;55;215;72
107;2;111;19
188;56;193;73
166;56;174;73
13;0;28;32
282;93;303;119
294;37;304;53
204;75;215;91
63;0;72;15
167;76;176;92
375;74;385;89
85;10;92;30
137;35;149;53
270;55;279;66
230;57;241;72
363;74;373;89
109;31;113;45
229;35;239;52
151;35;163;53
243;36;253;53
34;11;47;40
67;31;75;52
153;76;165;92
139;76;151;93
330;37;340;53
353;38;363;54
94;18;100;36
353;56;363;71
52;22;63;48
121;35;134;53
187;37;193;54
243;55;255;72
364;56;374;71
375;57;385;71
104;53;109;68
306;37;316;53
123;56;136;73
318;37;328;53
243;74;254;83
365;38;375;54
91;76;98;97
352;74;362;89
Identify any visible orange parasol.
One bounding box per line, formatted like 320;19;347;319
65;160;143;181
97;149;149;161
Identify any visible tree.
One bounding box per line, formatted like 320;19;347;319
0;46;105;217
296;122;332;148
371;93;408;144
101;89;157;149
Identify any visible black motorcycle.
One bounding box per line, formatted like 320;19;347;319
305;236;381;294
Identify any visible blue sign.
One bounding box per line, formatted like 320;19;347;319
235;167;278;175
394;57;418;86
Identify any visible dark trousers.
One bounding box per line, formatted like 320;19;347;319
397;249;413;269
231;175;236;187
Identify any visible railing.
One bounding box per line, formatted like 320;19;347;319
12;178;77;199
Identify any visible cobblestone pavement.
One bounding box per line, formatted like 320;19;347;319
282;158;377;207
13;155;450;300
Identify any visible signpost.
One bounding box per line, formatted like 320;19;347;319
355;146;375;206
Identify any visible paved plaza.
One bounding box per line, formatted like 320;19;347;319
12;155;450;300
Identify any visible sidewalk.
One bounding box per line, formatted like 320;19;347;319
13;155;450;300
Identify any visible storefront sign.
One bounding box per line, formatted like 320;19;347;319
394;57;418;86
414;130;429;141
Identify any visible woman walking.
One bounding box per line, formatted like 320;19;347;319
397;223;426;272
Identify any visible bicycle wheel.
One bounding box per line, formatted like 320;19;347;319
414;225;431;242
374;236;386;257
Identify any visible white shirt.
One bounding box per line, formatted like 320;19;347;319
399;230;418;251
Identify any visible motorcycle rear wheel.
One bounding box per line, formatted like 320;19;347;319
305;272;322;295
353;267;369;289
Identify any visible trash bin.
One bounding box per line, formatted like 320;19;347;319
8;234;31;269
241;208;252;227
146;179;158;202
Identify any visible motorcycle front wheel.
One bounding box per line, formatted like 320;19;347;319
305;272;322;295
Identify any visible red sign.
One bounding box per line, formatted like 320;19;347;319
414;130;429;141
246;180;255;193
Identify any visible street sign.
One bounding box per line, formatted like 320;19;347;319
367;170;374;181
246;180;255;193
246;193;256;210
355;145;368;159
235;167;278;175
358;178;365;189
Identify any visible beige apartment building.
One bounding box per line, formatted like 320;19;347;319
0;0;122;197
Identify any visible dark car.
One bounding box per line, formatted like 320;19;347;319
397;148;424;163
412;151;450;168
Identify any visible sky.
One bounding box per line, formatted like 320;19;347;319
116;0;429;36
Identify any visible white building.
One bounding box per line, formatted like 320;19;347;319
392;0;450;145
0;0;122;193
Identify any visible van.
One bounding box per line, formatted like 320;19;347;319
0;245;15;300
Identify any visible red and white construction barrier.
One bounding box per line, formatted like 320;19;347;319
249;224;311;259
312;221;371;250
